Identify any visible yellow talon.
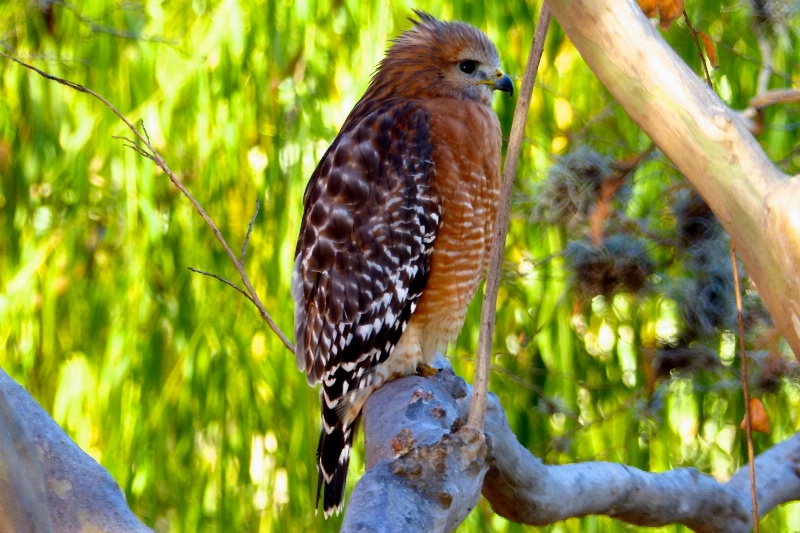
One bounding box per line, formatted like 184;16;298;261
416;363;439;378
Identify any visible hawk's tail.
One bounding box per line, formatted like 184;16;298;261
316;402;358;518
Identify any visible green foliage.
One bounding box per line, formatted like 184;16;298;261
1;1;799;531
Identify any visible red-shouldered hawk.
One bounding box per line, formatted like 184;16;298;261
292;11;512;517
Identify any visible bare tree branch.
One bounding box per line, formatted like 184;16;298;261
347;359;800;532
543;0;800;362
0;50;294;353
467;2;551;432
3;354;796;533
241;199;260;264
740;88;800;136
187;267;255;305
0;370;152;533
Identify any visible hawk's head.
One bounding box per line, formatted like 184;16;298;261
369;11;513;106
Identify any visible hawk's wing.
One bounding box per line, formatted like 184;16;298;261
291;99;441;515
292;99;440;388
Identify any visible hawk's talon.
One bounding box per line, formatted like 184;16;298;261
416;363;439;378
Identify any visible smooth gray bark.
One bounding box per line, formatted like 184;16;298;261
0;369;152;533
345;365;800;532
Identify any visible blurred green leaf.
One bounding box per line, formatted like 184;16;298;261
1;1;799;531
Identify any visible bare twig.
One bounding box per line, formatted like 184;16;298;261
754;26;772;96
187;267;255;305
241;199;260;264
58;1;179;46
740;88;800;137
466;4;551;431
682;15;760;529
113;136;153;160
0;50;294;353
731;244;760;532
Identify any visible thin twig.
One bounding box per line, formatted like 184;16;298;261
754;27;772;96
0;50;295;353
57;0;180;46
241;199;260;264
187;267;255;305
680;19;760;530
682;11;713;88
731;244;760;532
466;3;551;431
113;136;153;160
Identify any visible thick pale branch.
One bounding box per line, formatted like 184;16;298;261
544;0;800;360
3;360;797;533
341;425;487;533
728;433;800;519
0;370;151;532
347;361;800;532
343;357;487;533
483;393;799;532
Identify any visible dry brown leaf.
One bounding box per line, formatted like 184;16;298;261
637;0;661;18
740;397;771;434
0;138;9;172
698;31;718;69
659;0;684;30
588;175;623;247
637;0;684;30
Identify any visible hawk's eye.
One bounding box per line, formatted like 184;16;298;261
458;60;478;75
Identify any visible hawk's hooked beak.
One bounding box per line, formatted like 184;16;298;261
492;70;514;97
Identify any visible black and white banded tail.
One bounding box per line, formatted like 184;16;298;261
316;404;357;517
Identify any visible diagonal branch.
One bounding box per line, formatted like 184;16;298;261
0;50;294;353
241;200;260;264
543;0;800;364
0;369;153;532
466;2;551;432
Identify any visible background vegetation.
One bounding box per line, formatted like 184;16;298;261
1;0;799;531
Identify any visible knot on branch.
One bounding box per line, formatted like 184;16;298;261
343;364;489;532
388;426;490;506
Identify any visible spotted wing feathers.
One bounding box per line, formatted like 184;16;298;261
291;100;440;516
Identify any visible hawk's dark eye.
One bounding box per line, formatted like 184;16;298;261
458;60;478;75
